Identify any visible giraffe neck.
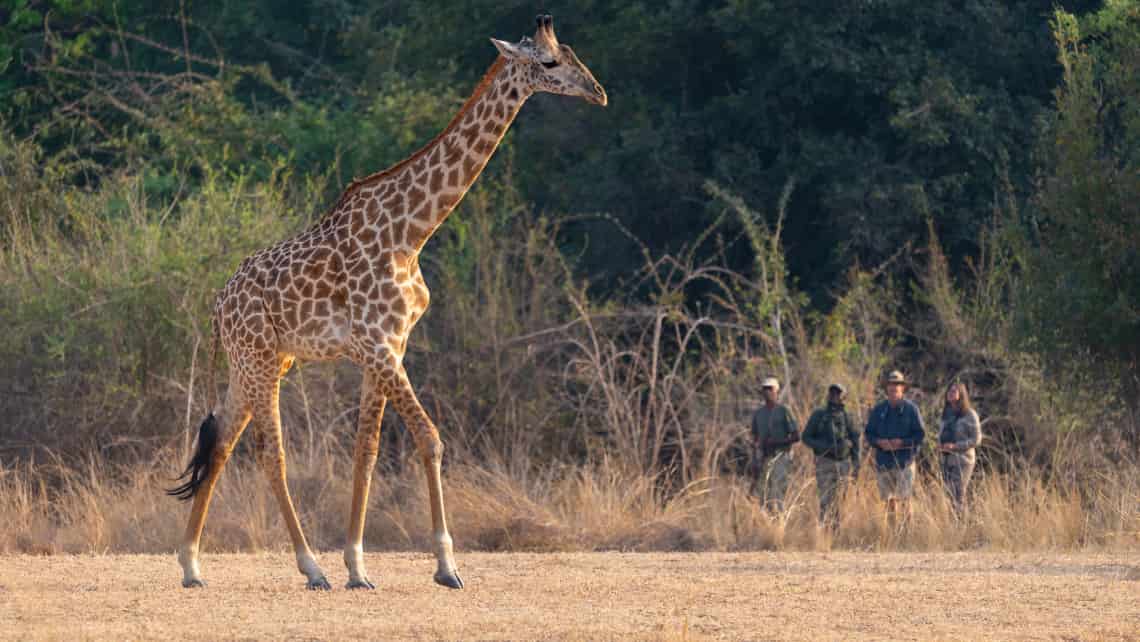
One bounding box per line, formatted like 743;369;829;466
405;58;529;251
331;57;531;256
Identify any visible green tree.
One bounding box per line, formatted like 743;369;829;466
1023;4;1140;377
0;0;1106;305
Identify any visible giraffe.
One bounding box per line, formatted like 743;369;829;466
167;14;606;591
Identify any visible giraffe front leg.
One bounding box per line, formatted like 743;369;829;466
344;371;386;590
424;440;462;589
382;363;462;589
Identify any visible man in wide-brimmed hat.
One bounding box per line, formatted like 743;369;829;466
864;370;926;526
750;376;800;513
802;383;861;527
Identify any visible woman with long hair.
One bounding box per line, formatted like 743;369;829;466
939;381;982;515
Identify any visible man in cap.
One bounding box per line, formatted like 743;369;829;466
801;383;861;526
864;370;926;526
750;377;800;513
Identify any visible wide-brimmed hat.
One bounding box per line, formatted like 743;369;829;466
883;370;908;387
828;383;846;395
761;377;780;389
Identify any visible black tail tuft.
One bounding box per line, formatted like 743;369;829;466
166;413;219;501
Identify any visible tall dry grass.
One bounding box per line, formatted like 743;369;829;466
1;450;1136;555
1;143;1136;556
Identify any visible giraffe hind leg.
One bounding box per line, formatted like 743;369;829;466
175;382;251;588
248;359;330;590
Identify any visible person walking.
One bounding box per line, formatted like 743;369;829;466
939;381;981;516
802;383;860;526
865;370;925;526
751;377;800;514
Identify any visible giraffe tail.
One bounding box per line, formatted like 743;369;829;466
166;413;219;501
167;316;223;501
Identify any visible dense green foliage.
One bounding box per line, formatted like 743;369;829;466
0;1;1101;287
1025;3;1140;367
0;1;1137;467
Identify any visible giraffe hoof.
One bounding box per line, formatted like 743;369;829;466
433;569;464;589
345;578;375;590
306;576;332;591
182;578;207;589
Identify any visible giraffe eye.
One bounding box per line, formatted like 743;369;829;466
541;60;560;69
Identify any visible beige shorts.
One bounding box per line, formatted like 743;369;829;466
876;462;916;499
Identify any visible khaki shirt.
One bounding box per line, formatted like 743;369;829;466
751;404;798;455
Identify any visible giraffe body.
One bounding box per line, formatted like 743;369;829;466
171;15;606;590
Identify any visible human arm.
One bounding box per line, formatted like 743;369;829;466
846;412;861;461
955;410;981;451
900;403;925;449
800;411;826;453
865;408;880;450
785;408;801;444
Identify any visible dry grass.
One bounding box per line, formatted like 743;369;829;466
2;145;1137;560
1;451;1136;556
1;551;1137;641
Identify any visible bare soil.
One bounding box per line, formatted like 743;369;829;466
1;552;1137;640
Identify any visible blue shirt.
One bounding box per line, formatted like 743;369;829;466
864;399;925;469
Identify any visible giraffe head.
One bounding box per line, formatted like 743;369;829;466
491;14;608;106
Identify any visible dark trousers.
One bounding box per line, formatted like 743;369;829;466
941;456;975;516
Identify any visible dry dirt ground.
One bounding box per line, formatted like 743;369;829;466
1;551;1138;641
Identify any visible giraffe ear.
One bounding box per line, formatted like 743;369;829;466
491;38;525;59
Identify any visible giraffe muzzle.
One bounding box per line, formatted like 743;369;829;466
590;83;608;107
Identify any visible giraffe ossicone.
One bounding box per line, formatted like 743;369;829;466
168;14;606;590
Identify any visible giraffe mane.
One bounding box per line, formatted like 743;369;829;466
320;55;510;220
